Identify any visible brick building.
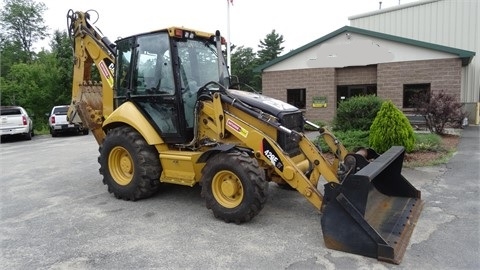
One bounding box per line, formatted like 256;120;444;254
349;0;479;125
256;26;475;124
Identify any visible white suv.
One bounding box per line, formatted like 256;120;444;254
48;105;89;137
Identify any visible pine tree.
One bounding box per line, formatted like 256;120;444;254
369;100;415;153
257;30;285;65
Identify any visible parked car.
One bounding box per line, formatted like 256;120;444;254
0;106;34;141
48;105;89;137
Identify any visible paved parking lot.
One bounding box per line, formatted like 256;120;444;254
1;127;479;269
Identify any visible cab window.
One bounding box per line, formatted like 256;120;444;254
134;33;174;95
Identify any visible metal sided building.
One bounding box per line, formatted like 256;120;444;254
349;0;479;124
257;0;478;125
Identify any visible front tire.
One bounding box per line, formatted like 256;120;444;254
200;151;268;224
99;126;161;201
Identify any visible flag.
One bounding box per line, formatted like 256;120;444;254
228;0;233;5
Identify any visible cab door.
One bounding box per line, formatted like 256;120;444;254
115;32;190;144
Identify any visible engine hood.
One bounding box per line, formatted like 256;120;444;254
226;89;299;117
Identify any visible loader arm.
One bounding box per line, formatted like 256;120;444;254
228;115;337;210
200;92;339;210
66;10;116;144
236;123;330;208
198;90;423;264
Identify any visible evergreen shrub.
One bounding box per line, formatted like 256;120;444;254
369;100;415;153
333;95;383;131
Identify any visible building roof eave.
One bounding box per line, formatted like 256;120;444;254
255;25;476;72
254;26;351;73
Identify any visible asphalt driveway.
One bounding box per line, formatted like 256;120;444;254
0;126;478;269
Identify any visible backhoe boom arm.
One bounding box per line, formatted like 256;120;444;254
67;10;116;144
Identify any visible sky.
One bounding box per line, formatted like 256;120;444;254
35;0;418;54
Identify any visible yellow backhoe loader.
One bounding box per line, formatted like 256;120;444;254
66;10;423;264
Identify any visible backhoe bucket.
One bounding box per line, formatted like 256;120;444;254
321;146;424;264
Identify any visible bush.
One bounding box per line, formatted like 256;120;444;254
410;90;466;135
369;100;415;153
333;95;383;131
315;130;370;153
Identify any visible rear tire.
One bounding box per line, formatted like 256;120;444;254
99;126;161;201
200;151;268;224
24;131;32;140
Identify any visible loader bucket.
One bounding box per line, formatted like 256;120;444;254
320;146;424;264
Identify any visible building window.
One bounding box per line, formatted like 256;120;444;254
337;84;377;104
287;88;306;109
403;83;430;108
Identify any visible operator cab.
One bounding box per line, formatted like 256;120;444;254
114;28;229;144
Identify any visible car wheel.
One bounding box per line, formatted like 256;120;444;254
24;131;32;140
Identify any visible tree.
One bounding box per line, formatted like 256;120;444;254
0;0;48;62
249;30;285;91
410;90;466;135
1;53;61;129
230;46;258;89
0;37;30;75
49;30;74;105
369;100;415;153
257;29;285;65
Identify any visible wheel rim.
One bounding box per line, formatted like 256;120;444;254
211;170;244;208
108;146;134;186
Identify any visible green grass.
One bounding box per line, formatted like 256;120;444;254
314;129;370;152
34;124;50;135
404;132;458;167
412;133;443;152
311;129;459;167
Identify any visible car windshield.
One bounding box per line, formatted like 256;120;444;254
177;38;230;89
53;107;68;115
0;108;21;115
